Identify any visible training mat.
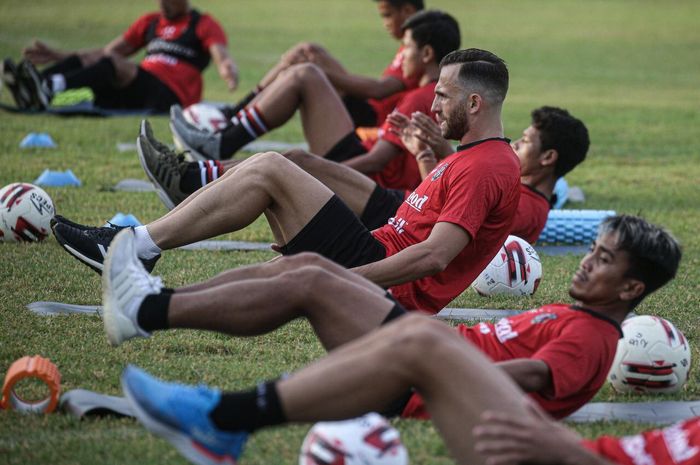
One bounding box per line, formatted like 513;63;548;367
0;101;160;117
242;140;308;153
112;179;156;192
567;401;700;424
60;389;134;418
27;301;101;316
435;308;522;320
178;240;273;251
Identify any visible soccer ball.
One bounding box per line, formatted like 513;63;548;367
0;183;55;242
299;413;408;465
608;315;691;394
182;103;229;134
471;235;542;296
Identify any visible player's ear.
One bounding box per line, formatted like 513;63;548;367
467;93;482;113
422;44;435;64
620;278;645;303
540;148;558;168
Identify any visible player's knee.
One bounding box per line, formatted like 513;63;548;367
283;252;332;270
289;62;324;84
391;315;449;354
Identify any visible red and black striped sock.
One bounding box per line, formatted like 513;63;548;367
179;160;226;193
219;104;270;158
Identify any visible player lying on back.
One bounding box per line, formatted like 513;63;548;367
168;9;460;195
53;48;522;314
101;214;680;421
2;0;237;112
223;0;425;128
114;216;683;465
136;105;588;241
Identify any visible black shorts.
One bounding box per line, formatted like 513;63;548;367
279;195;386;268
93;67;180;113
324;131;367;163
342;96;378;127
360;185;405;230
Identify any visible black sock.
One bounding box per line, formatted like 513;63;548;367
136;290;173;332
219;122;256;158
221;86;261;119
180;160;226;193
63;56;116;92
209;381;286;433
41;55;82;79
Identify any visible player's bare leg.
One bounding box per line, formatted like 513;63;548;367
248;63;354;155
284;149;376;215
166;258;394;350
146;152;335;250
276;314;533;465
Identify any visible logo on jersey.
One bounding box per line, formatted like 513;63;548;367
431;162;449;181
388;216;407;234
404;192;428;212
531;313;557;325
495;318;518;343
663;422;699;462
620;435;654;465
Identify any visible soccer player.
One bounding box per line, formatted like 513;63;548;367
225;0;425;128
53;48;519;315
2;0;237;112
103;214;681;422
115;215;683;465
169;9;459;195
139;105;589;236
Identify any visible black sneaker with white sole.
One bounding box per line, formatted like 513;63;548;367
2;58;33;109
169;104;222;161
19;60;52;110
52;220;159;274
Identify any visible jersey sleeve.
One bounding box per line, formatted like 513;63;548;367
531;323;608;399
122;12;159;49
196;14;228;49
379;92;429;150
436;168;497;240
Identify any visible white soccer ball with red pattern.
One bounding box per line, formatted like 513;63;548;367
0;183;55;242
471;235;542;296
299;413;408;465
182;103;228;134
608;315;691;394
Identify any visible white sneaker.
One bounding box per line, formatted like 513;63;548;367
102;229;163;347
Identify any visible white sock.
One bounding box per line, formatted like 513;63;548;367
134;226;161;259
50;74;66;93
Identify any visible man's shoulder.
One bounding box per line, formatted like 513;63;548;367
132;11;161;25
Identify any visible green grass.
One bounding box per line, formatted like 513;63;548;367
1;0;699;463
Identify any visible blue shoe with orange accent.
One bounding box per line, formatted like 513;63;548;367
121;365;248;465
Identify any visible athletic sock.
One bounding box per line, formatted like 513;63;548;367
49;74;66;93
133;226;162;260
221;85;262;119
209;381;286;433
180;160;226;193
63;56;116;91
219;105;270;158
136;291;173;332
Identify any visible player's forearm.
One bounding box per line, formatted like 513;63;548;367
342;152;386;174
557;444;618;465
352;243;446;287
327;72;403;100
495;359;551;393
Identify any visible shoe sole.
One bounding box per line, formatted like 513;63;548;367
21;61;50;109
102;229;130;347
169;120;209;162
136;134;177;211
122;376;238;465
53;226;104;274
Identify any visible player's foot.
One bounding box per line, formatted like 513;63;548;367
1;58;33;109
103;229;163;346
51;215;93;231
138;121;189;210
122;365;248;465
170;105;222;161
19;60;52;110
52;218;160;274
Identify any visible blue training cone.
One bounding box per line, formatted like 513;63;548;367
106;213;142;227
33;169;81;187
552;178;569;209
537;210;616;245
20;133;57;148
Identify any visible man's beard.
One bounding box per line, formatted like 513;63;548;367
443;111;469;141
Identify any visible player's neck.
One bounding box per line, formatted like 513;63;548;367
521;172;555;200
574;300;629;325
458;118;504;146
418;63;440;87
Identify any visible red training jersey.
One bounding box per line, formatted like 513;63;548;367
511;184;551;244
367;46;421;125
123;11;227;107
372;139;520;313
369;81;437;191
583;418;700;465
401;304;623;419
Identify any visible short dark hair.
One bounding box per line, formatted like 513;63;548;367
599;215;682;309
373;0;424;10
531;106;590;178
401;10;460;63
439;48;509;104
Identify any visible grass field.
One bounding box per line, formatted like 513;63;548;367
1;0;699;463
